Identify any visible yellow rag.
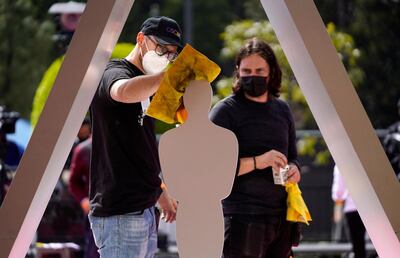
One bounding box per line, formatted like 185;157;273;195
285;183;312;225
146;44;221;124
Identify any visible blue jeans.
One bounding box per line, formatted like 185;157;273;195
88;207;158;258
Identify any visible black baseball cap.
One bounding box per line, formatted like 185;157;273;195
140;16;183;48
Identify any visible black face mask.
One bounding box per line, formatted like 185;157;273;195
239;76;268;97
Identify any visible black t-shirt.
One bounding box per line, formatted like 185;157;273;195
89;59;162;217
209;93;299;217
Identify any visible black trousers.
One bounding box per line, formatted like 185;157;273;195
346;211;366;258
223;215;293;258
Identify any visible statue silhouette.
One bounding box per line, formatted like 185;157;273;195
159;80;238;258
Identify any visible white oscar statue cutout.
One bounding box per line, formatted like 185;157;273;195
159;80;238;258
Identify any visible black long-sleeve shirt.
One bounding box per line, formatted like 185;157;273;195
209;93;299;217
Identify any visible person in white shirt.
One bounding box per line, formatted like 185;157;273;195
331;165;366;258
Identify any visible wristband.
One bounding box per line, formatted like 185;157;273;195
253;156;257;170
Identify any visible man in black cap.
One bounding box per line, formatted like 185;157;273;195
89;16;182;258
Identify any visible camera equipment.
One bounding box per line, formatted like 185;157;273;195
0;105;20;204
383;132;400;179
48;2;85;55
0;106;20;134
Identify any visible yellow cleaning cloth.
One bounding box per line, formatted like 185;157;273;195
285;183;312;225
146;44;221;124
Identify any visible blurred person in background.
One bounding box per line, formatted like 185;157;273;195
0;106;22;204
64;117;91;169
332;165;368;258
69;122;98;258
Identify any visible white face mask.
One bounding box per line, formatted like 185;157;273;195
141;39;170;74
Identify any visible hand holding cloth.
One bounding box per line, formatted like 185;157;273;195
146;44;221;124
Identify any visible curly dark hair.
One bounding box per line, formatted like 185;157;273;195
232;38;282;97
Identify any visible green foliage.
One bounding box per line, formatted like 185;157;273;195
216;20;364;164
110;43;135;59
31;56;64;127
297;135;330;165
216;20;364;130
3;0;398;132
118;0;236;70
326;23;364;87
297;136;317;157
0;0;54;118
30;41;176;134
30;43;134;127
243;0;267;20
349;0;400;128
314;0;400;128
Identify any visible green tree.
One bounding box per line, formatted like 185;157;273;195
30;41;175;134
160;0;235;63
93;0;268;78
31;43;134;126
215;20;364;164
0;0;54;118
314;0;400;128
349;0;400;128
215;20;363;129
